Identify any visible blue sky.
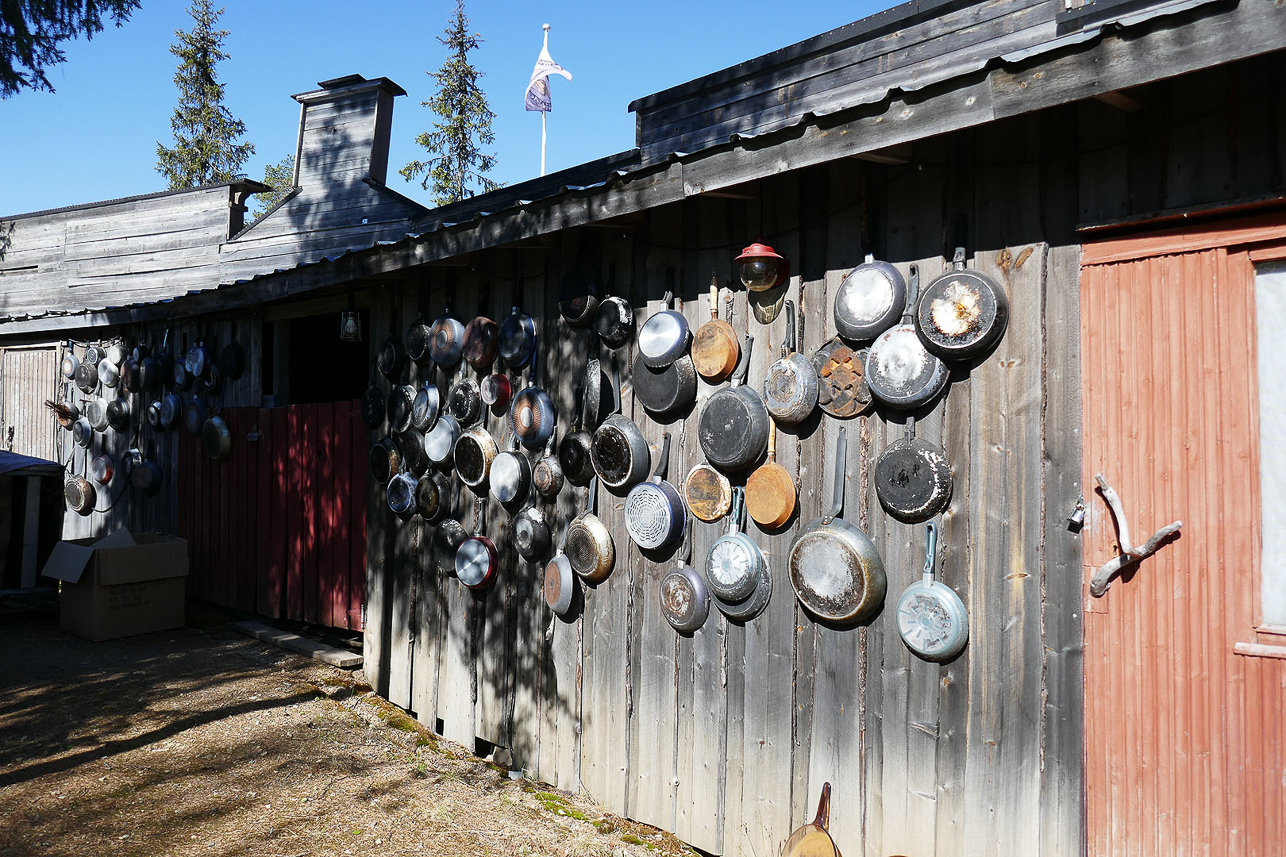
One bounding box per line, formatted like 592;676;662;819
1;1;886;217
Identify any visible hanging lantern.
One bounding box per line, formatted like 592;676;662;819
735;241;788;292
340;294;362;342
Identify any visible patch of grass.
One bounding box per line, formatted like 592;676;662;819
533;790;592;822
622;834;648;847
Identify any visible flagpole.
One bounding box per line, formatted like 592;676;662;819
540;24;550;177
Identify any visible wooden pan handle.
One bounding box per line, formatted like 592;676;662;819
709;275;719;321
813;782;832;830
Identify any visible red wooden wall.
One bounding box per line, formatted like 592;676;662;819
177;400;366;631
1081;213;1286;857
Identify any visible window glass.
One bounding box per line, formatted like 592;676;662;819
1255;260;1286;625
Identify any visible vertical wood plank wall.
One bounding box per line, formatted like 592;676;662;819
362;148;1085;857
1;345;59;461
1081;219;1286;857
176;402;366;631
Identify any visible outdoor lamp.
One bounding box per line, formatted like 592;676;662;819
735;241;788;292
340;294;362;342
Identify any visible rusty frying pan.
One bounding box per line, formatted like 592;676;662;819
692;275;739;382
763;300;818;425
746;422;796;530
659;529;709;634
874;415;953;524
812;339;873;419
566;477;615;583
780;783;841;857
684;462;731;523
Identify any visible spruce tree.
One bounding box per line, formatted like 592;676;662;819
155;0;253;190
400;0;499;206
1;0;141;98
249;154;296;220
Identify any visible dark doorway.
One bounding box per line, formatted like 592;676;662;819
284;310;369;404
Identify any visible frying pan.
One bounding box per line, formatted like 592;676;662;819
532;435;565;499
637;291;690;368
146;400;163;429
423;413;460;468
131;342;149;362
558;267;599;328
874;415;953;524
65;476;96;516
447;376;482;427
692;276;739;382
74;360;99;394
184;396;208;436
566;477;615;583
203;414;232;461
46;398;79;430
683;462;731;523
203;362;225;397
411;380;441;432
377;334;406;380
866;265;948;410
433;517;469;575
583;357;606;431
369;436;402;483
490;435;532;504
833;254;906;342
499;305;537;369
407;316;434;366
60;350;80;380
763;300;818;425
510;352;556;450
559;385;595;487
416;470;450;524
703;487;765;603
105;396;130;432
91;454;115;485
915;246;1009;360
593;286;634;350
624;433;685;551
659;528;710;634
633;352;697;418
544;518;577;616
513;503;552;560
457;498;499;590
787;427;887;624
396;428;428;476
699;335;770;472
139;355;163;394
72;416;94;449
462;315;499;369
780;783;841;857
82;345;104;366
896;521;968;662
591;413;651;492
746;423;796;530
98;357;120;389
131;454;164;496
220;339;246;381
712;548;772;621
387;470;418;519
429;305;465;368
173;356;194;392
812;338;873;418
455;425;498;489
105;342;129;367
481;372;512;409
388;384;416;433
85;396;109;432
120;357;141;393
185;342;211;380
160;393;183;430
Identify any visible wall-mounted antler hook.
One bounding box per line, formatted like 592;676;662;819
1089;472;1183;597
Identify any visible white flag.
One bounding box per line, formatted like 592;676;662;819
525;32;571;113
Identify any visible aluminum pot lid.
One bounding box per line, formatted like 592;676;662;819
456;537;497;588
833;259;906;341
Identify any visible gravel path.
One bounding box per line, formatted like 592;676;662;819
0;603;691;857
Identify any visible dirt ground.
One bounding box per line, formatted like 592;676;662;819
0;600;695;857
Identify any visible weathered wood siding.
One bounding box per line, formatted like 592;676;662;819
0;185;247;320
1080;215;1286;857
1;345;59;462
361;143;1084;857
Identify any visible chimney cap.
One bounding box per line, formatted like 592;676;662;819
293;74;407;103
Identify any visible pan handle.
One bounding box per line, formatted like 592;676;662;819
902;264;919;325
651;432;671;483
953;245;967;271
708;275;720;321
924;521;938;584
824;427;847;523
783;300;795;359
813;782;832;831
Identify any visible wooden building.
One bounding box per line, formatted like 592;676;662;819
2;0;1285;854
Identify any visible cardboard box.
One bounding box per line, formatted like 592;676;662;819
41;529;189;641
